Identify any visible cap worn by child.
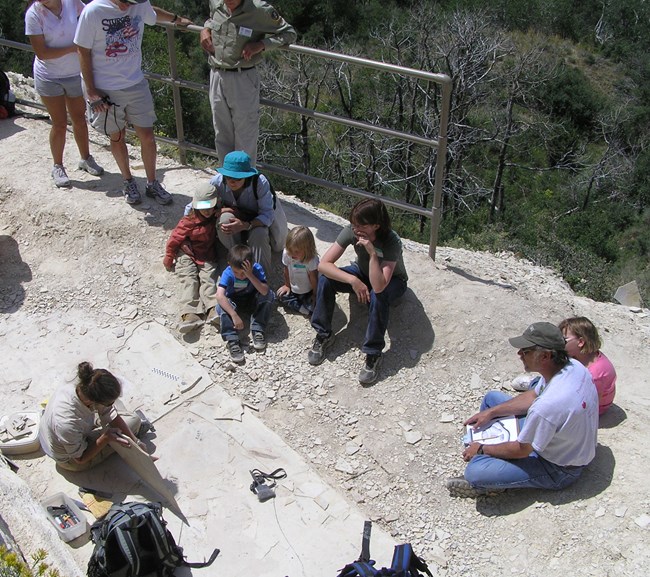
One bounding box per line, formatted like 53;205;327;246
192;182;218;210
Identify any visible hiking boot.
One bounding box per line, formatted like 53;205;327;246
123;178;141;205
52;164;71;188
227;340;245;363
252;331;266;351
206;307;219;329
178;313;203;334
446;476;505;498
145;179;173;205
358;353;382;385
78;155;104;176
307;333;335;366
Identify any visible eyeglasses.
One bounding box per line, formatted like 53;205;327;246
225;177;244;182
518;347;538;356
564;337;578;343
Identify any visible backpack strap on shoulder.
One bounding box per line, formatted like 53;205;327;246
251;173;276;209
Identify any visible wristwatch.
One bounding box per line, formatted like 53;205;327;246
477;444;484;455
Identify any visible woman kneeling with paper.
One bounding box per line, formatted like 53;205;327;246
39;361;143;471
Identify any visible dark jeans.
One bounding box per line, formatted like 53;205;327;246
217;290;274;342
279;290;313;314
310;263;407;355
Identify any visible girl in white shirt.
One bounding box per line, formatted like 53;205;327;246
25;0;104;187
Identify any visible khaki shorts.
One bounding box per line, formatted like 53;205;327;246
87;78;156;136
35;74;83;98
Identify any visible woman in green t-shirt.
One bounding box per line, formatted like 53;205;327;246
307;199;408;385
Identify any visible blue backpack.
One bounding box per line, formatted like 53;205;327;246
337;521;433;577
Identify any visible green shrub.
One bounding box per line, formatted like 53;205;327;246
0;546;61;577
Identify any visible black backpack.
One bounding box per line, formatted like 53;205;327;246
87;501;219;577
337;521;433;577
0;70;16;117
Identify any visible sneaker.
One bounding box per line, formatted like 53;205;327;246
307;333;335;366
252;331;266;351
227;340;245;363
178;313;203;334
446;476;505;498
78;155;104;176
51;164;71;188
123;178;141;205
358;353;383;385
298;305;312;317
145;179;173;205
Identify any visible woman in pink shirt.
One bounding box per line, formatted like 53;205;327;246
559;317;617;415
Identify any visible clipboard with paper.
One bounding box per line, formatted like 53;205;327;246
464;416;521;446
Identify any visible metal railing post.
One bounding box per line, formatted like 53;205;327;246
165;26;186;165
429;80;452;260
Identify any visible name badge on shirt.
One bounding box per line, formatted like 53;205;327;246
238;26;253;37
292;263;307;270
234;279;249;290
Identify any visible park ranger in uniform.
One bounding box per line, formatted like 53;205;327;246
200;0;296;164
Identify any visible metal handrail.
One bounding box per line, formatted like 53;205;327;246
0;23;450;257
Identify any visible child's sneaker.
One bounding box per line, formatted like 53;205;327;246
78;155;104;176
227;340;245;363
359;353;382;385
252;331;266;351
307;333;335;365
178;313;203;334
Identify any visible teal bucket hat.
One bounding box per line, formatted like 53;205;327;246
216;151;258;179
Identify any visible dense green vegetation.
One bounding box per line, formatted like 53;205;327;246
1;0;649;303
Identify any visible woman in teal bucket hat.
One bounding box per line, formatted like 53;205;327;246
210;151;287;277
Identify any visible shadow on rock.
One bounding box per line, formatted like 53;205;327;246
446;264;517;291
329;287;435;384
599;404;627;429
475;443;615;517
0;235;32;313
56;451;183;519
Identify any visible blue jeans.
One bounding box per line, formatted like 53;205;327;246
279;290;313;314
310;263;407;355
464;391;585;491
217;291;274;342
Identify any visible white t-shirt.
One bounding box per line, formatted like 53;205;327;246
74;0;156;91
25;0;84;81
281;249;319;294
38;384;117;462
519;358;598;466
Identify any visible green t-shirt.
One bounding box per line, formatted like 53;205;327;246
336;225;408;282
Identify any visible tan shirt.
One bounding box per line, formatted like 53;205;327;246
204;0;296;69
38;385;117;462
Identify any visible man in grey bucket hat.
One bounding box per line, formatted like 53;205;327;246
446;322;599;498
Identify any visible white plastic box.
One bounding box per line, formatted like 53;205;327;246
41;492;87;542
